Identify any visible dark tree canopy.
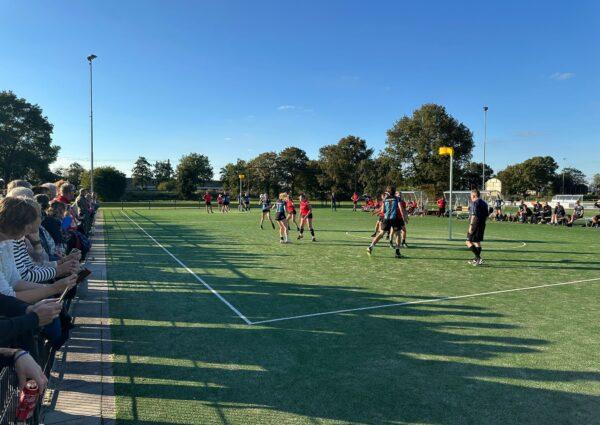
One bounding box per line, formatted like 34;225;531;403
277;147;310;194
176;153;213;199
80;166;127;201
383;104;474;193
358;155;402;197
0;91;59;183
318;135;373;196
497;156;558;197
132;156;153;189
459;162;494;190
154;160;174;183
219;159;248;195
554;167;588;194
247;152;280;196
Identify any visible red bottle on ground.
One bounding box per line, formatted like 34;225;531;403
15;380;39;422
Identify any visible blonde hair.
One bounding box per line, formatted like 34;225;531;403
279;192;287;200
7;187;34;199
6;179;32;191
0;197;40;238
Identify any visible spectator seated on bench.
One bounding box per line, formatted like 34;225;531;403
540;202;552;224
567;200;584;226
549;202;567;225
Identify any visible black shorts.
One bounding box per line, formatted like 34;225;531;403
205;201;211;206
467;223;486;243
223;201;230;206
288;209;297;215
275;212;287;221
302;213;313;219
381;218;404;232
262;208;270;213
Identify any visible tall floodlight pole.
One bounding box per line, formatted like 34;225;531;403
562;157;566;194
87;54;97;195
482;106;488;190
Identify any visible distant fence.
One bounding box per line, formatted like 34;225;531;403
101;199;354;209
0;366;19;425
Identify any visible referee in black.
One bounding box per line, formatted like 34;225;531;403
466;189;489;266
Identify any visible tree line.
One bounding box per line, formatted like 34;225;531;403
1;91;597;201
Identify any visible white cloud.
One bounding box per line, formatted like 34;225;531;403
549;72;575;81
224;137;232;141
277;105;296;111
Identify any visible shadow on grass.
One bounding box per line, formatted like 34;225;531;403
97;210;600;424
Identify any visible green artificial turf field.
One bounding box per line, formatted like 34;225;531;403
102;206;600;425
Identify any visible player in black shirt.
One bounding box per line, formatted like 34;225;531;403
466;189;489;266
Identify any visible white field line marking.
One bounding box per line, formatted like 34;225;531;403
344;231;527;249
121;211;252;325
251;277;600;325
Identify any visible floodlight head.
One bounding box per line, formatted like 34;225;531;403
483;106;489;111
87;54;97;62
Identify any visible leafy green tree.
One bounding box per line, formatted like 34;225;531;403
303;160;323;199
383;104;474;193
0;91;59;183
459;162;494;190
277;147;310;194
132;156;154;189
154;160;174;183
176;153;213;199
554;167;588;194
63;162;86;187
220;159;247;195
497;156;558;197
318;135;373;197
80;166;127;201
591;174;600;195
358;155;402;196
247;152;280;196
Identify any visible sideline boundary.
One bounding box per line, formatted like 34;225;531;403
251;277;600;325
117;211;598;326
121;211;252;325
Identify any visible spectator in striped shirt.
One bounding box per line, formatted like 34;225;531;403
0;197;77;303
6;191;79;283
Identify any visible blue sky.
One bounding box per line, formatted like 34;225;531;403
1;0;598;179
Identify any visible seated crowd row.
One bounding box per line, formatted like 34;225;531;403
491;199;600;226
0;179;98;406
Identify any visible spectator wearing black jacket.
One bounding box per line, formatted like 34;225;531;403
0;295;61;347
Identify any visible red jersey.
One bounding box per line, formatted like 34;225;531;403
437;198;446;208
203;193;212;202
300;200;311;216
351;193;359;202
377;201;384;217
286;199;296;212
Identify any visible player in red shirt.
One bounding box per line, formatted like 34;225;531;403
437;197;446;217
370;194;386;237
351;192;360;212
297;194;316;242
202;191;213;213
285;192;300;231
